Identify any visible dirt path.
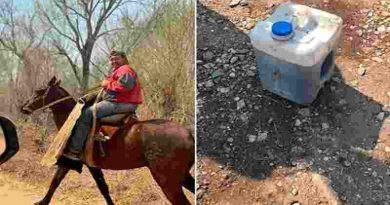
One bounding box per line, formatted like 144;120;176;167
0;173;63;205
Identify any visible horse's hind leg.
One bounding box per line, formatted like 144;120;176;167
149;163;192;205
35;166;70;205
88;167;115;205
182;172;195;193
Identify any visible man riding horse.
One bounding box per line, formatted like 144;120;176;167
64;50;142;161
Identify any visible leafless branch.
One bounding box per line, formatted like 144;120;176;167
53;41;82;85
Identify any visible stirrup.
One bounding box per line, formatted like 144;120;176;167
94;132;110;142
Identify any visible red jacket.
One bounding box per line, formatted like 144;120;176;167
103;65;143;104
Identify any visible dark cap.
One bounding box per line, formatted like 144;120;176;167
110;50;126;58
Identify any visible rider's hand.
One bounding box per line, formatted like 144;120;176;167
101;80;109;87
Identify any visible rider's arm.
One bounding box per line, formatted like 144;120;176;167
105;65;136;93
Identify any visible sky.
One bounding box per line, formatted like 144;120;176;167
8;0;154;55
14;0;34;11
13;0;152;18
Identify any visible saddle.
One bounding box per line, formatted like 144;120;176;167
89;112;138;158
94;112;137;140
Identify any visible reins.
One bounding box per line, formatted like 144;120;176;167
89;88;104;137
26;95;74;113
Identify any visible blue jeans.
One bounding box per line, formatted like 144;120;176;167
68;100;137;152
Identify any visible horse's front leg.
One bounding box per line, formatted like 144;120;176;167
88;166;115;205
35;166;70;205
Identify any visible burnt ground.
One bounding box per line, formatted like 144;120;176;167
196;0;390;204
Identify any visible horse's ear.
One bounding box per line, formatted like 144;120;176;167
48;76;57;86
54;79;61;86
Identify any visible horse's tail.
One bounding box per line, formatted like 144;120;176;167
182;124;195;193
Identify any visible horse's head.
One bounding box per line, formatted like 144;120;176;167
20;76;62;115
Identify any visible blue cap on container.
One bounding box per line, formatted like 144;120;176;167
271;21;293;40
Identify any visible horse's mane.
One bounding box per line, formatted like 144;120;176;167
56;85;76;102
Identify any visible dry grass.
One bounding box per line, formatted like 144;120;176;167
129;6;195;125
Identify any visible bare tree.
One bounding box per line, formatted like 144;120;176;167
0;0;52;117
0;0;47;61
37;0;144;92
91;0;166;78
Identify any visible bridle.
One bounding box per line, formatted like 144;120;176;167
23;87;74;113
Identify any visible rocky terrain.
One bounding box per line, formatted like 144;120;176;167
196;0;390;204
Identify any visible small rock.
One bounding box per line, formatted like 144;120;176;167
203;51;214;61
346;175;354;184
339;99;347;105
234;97;240;101
230;56;239;64
237;99;245;110
350;79;359;87
220;87;230;93
248;134;257;143
229;72;236;78
246;22;255;29
240;0;248;6
247;70;256;77
298;108;310;117
372;57;383;63
322;122;330;130
257;132;268;142
237;55;245;61
276;181;283;186
384;146;390;153
211;69;224;79
229;0;241;7
291;203;301;205
223;145;231;152
227;138;234;143
205;80;214;88
357;29;363;36
228;48;236;53
372;171;378;177
237;49;249;54
358;64;366;76
290;187;298;196
376;112;385;121
295;119;302;126
324;156;330;161
240;113;249;123
332;77;342;83
377;25;386;33
381;11;390;17
197;188;206;199
223;173;229;179
343;160;351;167
291;146;305;157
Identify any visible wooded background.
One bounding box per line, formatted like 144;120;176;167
0;0;195;125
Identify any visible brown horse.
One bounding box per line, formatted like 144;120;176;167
17;76;194;205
